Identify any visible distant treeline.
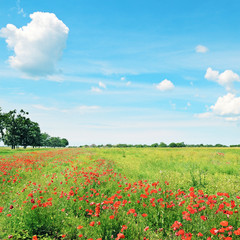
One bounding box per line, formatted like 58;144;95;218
80;142;237;148
0;108;69;149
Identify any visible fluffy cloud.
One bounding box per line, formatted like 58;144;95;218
205;68;240;91
210;93;240;116
156;79;174;91
195;45;208;53
197;93;240;121
0;12;69;78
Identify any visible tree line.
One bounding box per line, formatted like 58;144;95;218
0;108;69;149
80;142;232;148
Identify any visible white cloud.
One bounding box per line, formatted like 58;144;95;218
126;81;131;86
99;81;106;89
210;93;240;116
205;67;240;91
74;105;100;112
195;112;213;119
33;104;100;113
205;67;219;81
32;104;56;111
156;79;174;91
91;87;102;93
121;77;125;81
195;45;208;53
0;12;69;78
196;93;240;121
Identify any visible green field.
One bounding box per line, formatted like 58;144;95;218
91;147;240;195
0;147;239;239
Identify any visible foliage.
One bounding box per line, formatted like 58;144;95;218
0;108;69;149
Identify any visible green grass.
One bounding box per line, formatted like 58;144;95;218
90;147;240;195
0;147;239;239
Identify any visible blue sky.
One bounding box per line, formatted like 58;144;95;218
1;0;240;145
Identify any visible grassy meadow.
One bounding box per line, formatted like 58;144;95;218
0;147;239;239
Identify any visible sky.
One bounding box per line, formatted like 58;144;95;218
1;0;240;146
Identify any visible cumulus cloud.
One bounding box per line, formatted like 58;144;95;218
156;79;174;91
205;68;219;81
196;93;240;121
121;77;125;81
195;45;208;53
99;81;106;89
205;67;240;91
0;12;69;78
210;93;240;116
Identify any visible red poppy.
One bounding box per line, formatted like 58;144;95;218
220;221;228;227
89;221;95;227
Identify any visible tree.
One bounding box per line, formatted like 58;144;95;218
49;137;61;148
0;108;8;142
169;142;177;148
176;142;186;147
3;110;23;149
61;138;69;147
18;116;41;148
159;142;167;147
40;133;51;147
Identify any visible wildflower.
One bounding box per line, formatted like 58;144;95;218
210;228;218;235
142;213;148;217
77;225;83;229
234;228;240;235
31;205;37;210
220;221;228;227
200;215;207;221
144;226;149;231
116;233;125;239
121;225;128;232
89;221;95;226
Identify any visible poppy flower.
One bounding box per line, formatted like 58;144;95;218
89;221;95;227
144;226;149;231
220;221;228;227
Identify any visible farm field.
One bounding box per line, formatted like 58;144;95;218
0;147;239;240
